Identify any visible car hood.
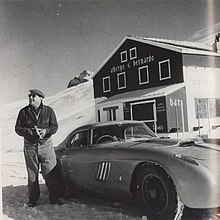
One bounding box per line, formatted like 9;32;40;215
130;137;220;169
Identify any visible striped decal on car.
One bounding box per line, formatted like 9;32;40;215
96;162;111;181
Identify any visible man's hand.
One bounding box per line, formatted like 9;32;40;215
34;126;47;139
39;129;47;138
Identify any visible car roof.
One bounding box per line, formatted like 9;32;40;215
75;120;144;131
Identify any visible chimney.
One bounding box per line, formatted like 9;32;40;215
212;33;220;53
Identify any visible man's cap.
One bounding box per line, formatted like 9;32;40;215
29;89;45;98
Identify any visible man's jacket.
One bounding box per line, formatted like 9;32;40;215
15;103;58;144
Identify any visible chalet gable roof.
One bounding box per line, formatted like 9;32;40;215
92;35;219;79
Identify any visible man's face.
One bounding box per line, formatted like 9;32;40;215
28;93;42;108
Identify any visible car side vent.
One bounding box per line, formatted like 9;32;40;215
96;162;111;181
178;140;195;147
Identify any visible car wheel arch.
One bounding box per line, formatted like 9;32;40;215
130;161;171;195
130;161;184;220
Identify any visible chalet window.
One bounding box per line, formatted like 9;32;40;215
103;106;118;121
117;72;126;89
103;76;111;93
129;47;137;60
138;65;149;85
106;109;116;121
120;51;127;63
159;59;171;81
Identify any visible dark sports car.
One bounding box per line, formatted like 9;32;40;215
56;121;220;220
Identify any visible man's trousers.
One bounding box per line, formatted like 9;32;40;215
24;138;62;202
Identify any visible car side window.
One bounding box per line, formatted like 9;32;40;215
92;127;120;145
124;124;155;139
68;130;89;148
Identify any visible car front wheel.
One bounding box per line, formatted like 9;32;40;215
135;166;184;220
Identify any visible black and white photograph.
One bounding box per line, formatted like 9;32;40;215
1;0;220;219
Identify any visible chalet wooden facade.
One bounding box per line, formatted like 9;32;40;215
92;36;220;137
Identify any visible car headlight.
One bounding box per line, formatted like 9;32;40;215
174;154;199;166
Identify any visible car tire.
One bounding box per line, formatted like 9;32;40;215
135;166;184;220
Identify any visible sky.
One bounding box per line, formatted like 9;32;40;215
0;0;220;105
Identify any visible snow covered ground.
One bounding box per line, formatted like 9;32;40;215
0;81;148;220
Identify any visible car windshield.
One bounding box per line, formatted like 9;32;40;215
92;123;157;145
124;123;156;140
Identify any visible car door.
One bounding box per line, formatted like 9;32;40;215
59;128;93;187
59;127;116;192
59;126;131;195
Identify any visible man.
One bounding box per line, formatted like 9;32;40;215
15;89;63;207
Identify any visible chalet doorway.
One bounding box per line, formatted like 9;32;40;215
130;100;157;133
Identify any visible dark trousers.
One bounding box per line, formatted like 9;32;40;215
28;164;63;202
45;164;65;201
24;138;65;202
28;177;40;202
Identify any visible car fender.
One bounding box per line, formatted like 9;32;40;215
130;157;219;209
